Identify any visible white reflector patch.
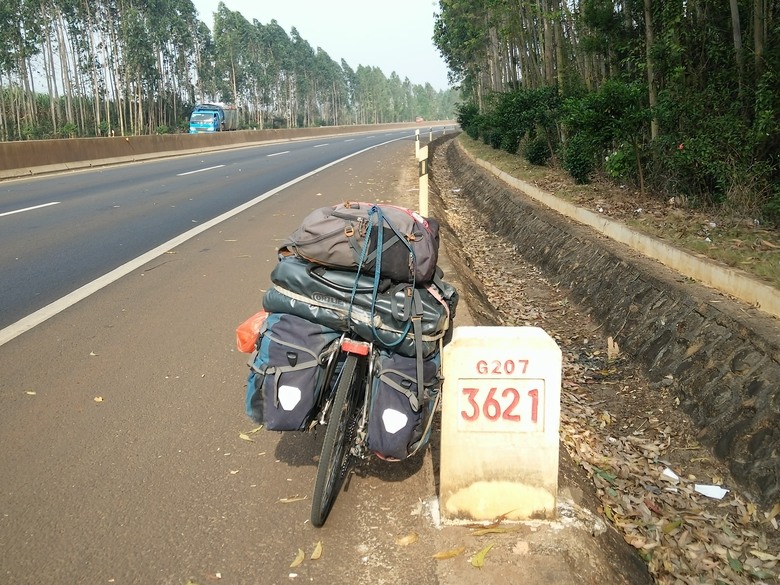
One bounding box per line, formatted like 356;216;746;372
382;409;408;434
278;385;302;411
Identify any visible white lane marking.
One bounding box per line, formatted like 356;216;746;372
267;151;290;157
344;139;355;142
0;201;60;218
0;134;408;347
314;143;329;148
177;165;225;176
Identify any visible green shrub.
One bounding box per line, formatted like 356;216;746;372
59;123;78;138
500;132;521;154
604;143;635;180
562;134;596;183
525;135;551;166
488;129;502;150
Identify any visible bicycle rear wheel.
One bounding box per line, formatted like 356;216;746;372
311;353;364;527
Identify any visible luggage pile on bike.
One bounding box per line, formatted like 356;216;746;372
242;201;458;462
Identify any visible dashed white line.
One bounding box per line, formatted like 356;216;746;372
177;165;225;176
267;151;290;157
0;201;60;218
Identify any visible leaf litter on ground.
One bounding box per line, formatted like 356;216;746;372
431;146;780;584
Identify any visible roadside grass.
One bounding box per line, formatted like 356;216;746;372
457;134;780;290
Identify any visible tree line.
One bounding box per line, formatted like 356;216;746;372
0;0;459;140
434;0;780;224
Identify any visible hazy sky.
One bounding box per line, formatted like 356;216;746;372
190;0;452;91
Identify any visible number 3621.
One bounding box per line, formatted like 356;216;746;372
460;386;540;426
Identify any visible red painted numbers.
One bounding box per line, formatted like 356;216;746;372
456;357;545;432
460;386;540;424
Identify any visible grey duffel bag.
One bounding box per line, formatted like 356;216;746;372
262;256;457;358
279;202;440;284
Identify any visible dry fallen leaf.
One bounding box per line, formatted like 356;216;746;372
311;541;323;560
470;527;517;536
471;543;495;568
432;546;465;560
94;396;104;403
749;549;779;561
395;532;419;546
239;433;255;442
289;548;305;568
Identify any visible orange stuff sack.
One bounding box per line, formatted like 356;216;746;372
236;310;269;353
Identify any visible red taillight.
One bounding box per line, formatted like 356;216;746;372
341;338;370;356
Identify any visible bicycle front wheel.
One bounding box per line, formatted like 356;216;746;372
311;354;363;527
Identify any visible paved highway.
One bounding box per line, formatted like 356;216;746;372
0;128;449;340
0;128;451;584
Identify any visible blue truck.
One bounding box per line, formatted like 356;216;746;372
188;103;238;133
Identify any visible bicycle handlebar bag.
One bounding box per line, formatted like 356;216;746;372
262;256;457;358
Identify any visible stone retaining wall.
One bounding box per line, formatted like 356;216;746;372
435;138;780;506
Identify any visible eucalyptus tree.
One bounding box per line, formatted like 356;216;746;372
213;3;251;117
259;19;293;127
340;58;357;123
0;0;44;138
434;0;491;106
145;0;198;130
313;47;347;125
387;72;411;122
193;19;216;105
289;27;316;127
354;65;391;124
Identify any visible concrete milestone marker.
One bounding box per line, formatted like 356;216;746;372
439;326;562;522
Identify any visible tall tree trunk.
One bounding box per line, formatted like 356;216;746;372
0;72;8;140
729;0;745;98
562;0;587;88
644;0;659;138
553;0;565;91
44;16;60;135
541;0;556;86
753;0;765;77
56;13;75;126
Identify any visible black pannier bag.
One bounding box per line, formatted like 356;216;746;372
367;350;441;461
246;312;340;431
279;202;441;284
262;255;457;358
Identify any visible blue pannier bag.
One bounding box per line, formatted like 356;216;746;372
367;350;441;461
246;313;340;431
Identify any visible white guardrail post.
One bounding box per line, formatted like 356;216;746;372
439;326;562;522
417;144;429;217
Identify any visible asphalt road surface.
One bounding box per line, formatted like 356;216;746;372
0;128;443;335
0;131;452;584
